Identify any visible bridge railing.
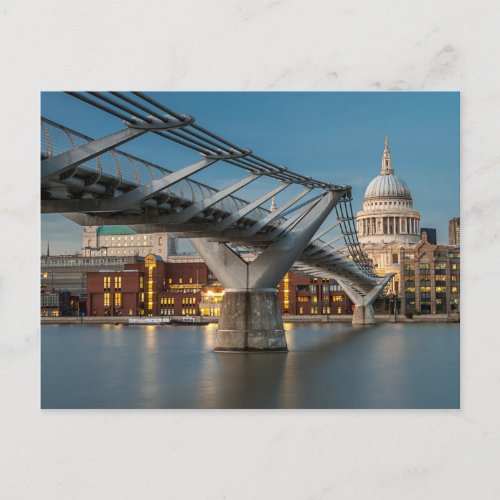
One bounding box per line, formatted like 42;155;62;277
41;118;268;220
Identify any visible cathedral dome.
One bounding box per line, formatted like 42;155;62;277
364;173;412;200
363;137;412;201
356;137;421;247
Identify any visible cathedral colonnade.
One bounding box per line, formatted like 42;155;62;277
357;215;420;236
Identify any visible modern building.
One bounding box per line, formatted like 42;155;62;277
448;217;460;245
82;225;178;260
420;227;437;245
40;291;78;317
356;137;422;295
400;231;460;315
277;272;353;316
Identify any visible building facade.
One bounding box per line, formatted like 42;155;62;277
86;255;209;317
41;253;144;315
448;217;460;245
82;225;178;260
356;137;422;295
277;272;353;316
400;232;460;315
86;254;353;317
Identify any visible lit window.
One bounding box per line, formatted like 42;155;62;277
168;278;172;284
115;293;122;307
179;278;183;284
189;277;193;284
104;293;110;307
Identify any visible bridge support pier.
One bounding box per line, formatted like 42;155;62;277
338;274;395;326
217;291;287;351
352;305;376;325
190;191;343;352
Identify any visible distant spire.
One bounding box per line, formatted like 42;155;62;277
270;196;276;212
47;240;50;257
380;136;394;175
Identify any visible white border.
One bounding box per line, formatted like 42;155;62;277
1;1;499;498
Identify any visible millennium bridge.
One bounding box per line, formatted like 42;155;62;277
41;92;394;351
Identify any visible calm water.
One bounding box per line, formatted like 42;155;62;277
41;322;459;409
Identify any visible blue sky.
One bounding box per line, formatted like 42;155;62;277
41;92;459;253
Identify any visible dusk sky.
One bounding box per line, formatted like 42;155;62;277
41;92;459;253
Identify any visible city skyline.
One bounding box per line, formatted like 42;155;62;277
41;92;459;253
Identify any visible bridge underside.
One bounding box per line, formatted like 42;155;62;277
40;94;394;351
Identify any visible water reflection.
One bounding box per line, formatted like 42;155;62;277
41;322;459;409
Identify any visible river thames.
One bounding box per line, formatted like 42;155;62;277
41;322;459;409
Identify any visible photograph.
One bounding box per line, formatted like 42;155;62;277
40;91;460;409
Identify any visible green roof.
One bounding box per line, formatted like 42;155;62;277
97;225;138;236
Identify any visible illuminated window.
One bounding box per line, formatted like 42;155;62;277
332;295;343;302
323;307;331;314
179;278;183;284
451;263;459;271
168;278;172;284
103;276;111;290
297;296;309;303
451;286;459;294
299;307;303;315
114;276;122;290
114;293;122;307
312;296;318;303
104;293;110;307
189;277;193;284
42;272;48;278
337;307;342;315
140;275;144;290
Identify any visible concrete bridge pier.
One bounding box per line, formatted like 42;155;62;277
217;290;286;351
352;304;376;325
190;191;343;352
338;274;395;326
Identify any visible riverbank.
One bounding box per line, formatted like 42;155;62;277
41;314;459;325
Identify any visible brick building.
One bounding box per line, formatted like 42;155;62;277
87;254;209;317
86;253;353;317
